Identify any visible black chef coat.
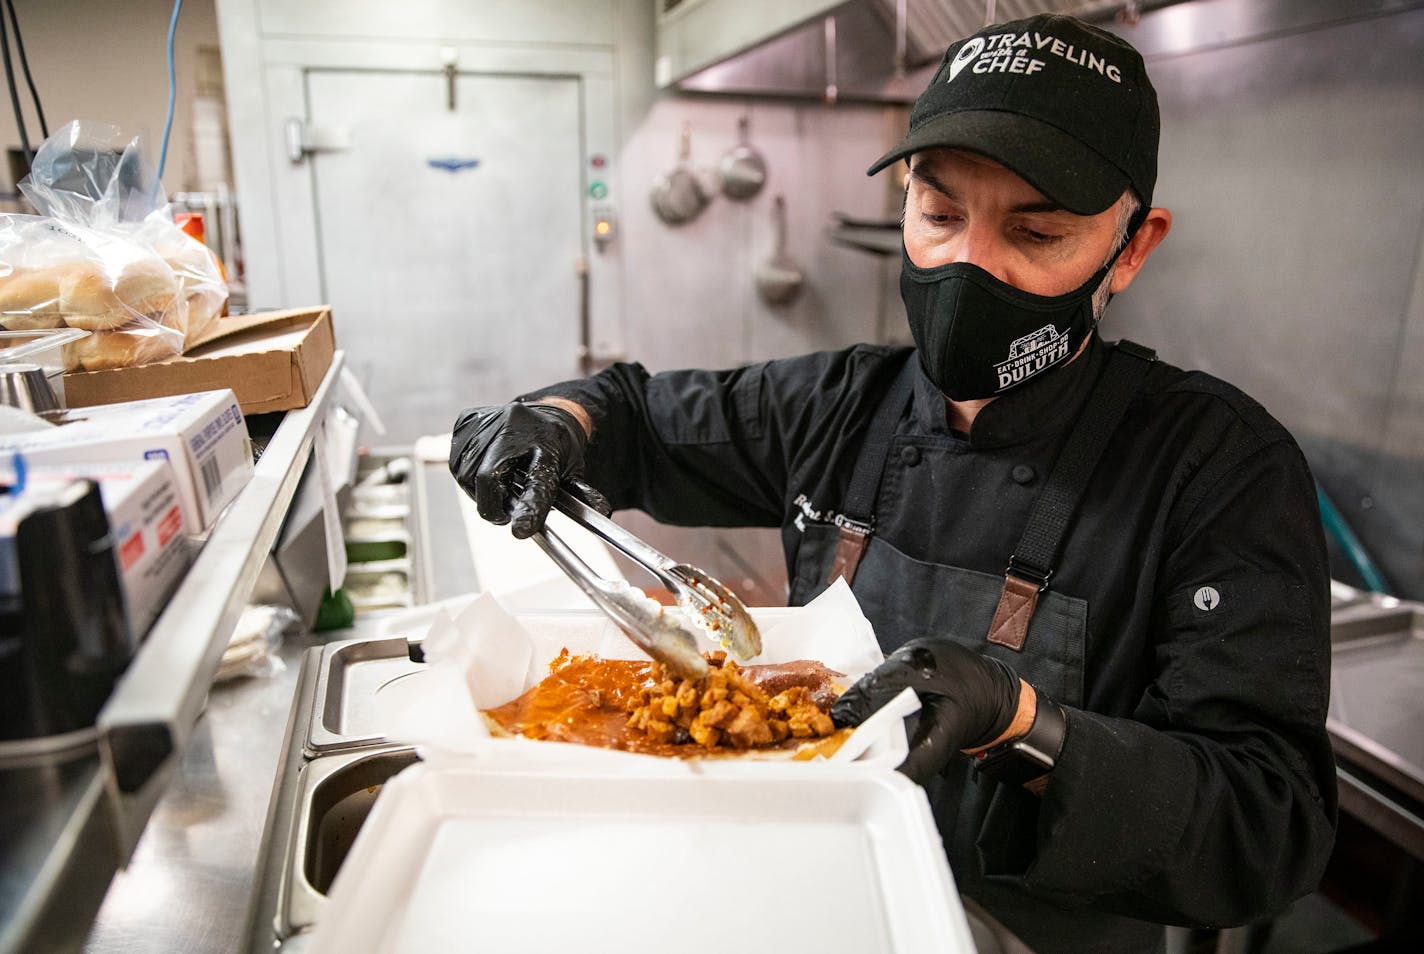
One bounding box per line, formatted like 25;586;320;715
524;335;1337;952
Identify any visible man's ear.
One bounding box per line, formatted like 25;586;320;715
1109;207;1172;294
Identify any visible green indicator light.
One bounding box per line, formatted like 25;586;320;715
589;181;609;199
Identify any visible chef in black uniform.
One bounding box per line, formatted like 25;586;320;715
449;14;1336;953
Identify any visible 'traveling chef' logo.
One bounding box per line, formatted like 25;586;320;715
945;30;1123;84
995;325;1071;391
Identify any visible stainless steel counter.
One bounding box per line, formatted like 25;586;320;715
82;633;311;953
78;462;442;953
0;357;348;954
1326;593;1424;860
0;746;116;954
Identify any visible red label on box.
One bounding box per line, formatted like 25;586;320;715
118;530;145;570
157;505;182;546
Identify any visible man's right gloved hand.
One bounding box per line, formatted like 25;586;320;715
830;637;1026;785
449;402;610;538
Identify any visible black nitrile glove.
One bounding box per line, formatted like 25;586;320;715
449;402;610;538
831;638;1023;784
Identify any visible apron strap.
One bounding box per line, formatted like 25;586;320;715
988;339;1157;650
827;355;918;587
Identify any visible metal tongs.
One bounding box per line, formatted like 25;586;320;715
529;488;762;680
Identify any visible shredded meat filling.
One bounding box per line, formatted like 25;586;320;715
626;651;837;749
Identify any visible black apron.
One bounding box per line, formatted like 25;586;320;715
788;343;1164;954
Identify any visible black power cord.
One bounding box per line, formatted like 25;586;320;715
0;0;31;163
6;0;46;139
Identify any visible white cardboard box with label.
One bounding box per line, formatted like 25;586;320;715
0;389;253;532
0;459;193;638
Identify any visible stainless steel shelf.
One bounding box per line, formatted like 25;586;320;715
99;351;347;858
0;353;346;954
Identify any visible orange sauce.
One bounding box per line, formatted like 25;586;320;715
484;653;849;759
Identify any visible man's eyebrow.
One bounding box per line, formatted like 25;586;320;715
909;166;1070;216
909;167;957;201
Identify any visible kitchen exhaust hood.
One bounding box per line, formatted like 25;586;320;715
657;0;1180;103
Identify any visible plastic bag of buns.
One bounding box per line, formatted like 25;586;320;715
0;120;227;372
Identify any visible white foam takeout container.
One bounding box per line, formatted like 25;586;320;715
308;580;974;951
308;761;977;954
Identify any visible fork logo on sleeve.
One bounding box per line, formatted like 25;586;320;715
1193;586;1221;611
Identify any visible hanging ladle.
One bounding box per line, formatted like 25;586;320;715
755;195;804;306
718;115;766;201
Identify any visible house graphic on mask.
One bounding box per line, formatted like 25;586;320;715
1007;325;1063;359
995;324;1072;390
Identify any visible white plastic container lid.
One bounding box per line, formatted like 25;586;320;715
309;761;977;954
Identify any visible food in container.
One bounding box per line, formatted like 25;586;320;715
484;649;849;759
343;516;407;539
345;538;407;563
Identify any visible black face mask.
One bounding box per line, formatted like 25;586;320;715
900;247;1115;401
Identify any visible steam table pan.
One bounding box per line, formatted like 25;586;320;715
305;636;423;756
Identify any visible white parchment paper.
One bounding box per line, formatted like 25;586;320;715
376;578;909;769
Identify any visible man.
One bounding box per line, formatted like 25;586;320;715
450;14;1336;953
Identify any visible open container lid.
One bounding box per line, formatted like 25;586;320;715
308;760;977;954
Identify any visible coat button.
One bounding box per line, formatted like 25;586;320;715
1011;464;1036;485
900;445;922;467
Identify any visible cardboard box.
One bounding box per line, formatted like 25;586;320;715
0;389;253;532
0;459;193;638
62;306;336;414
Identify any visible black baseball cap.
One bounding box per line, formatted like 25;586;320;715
868;14;1158;215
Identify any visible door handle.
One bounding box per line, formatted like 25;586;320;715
284;118;351;164
441;47;459;111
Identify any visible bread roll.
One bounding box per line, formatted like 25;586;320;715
161;237;228;347
57;261;126;330
160;234;218;286
61;328;179;372
116;256;179;315
60;257;178;331
183;288;224;347
0;265;67;330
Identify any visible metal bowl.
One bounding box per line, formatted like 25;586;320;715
0;362;60;413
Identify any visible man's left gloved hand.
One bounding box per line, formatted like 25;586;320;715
830;638;1028;784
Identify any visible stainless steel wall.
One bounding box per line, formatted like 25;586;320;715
1105;1;1424;597
608;96;899;371
608;94;903;604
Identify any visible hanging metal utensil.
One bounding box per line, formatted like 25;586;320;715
755;195;804;306
650;122;709;226
718;115;766;201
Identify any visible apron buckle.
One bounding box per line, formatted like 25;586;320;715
827;520;874;587
1006;557;1053;591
